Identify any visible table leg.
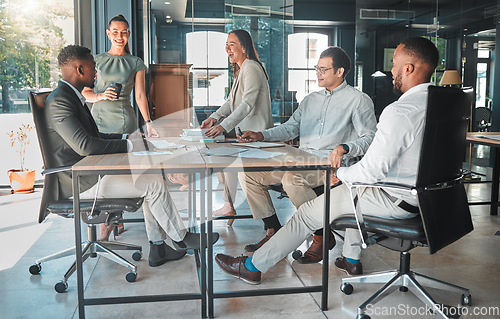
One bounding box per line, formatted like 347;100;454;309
207;169;214;318
321;167;330;310
72;172;85;318
199;171;207;318
491;148;500;215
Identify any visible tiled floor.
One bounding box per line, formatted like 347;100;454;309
1;176;499;319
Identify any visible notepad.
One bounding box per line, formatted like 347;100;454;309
232;142;285;148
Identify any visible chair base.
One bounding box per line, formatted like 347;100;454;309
30;224;142;292
341;252;471;319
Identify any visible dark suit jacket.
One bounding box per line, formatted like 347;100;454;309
44;81;128;199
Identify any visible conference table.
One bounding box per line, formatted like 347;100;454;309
466;132;500;215
71;139;332;318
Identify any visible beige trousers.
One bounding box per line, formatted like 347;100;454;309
252;184;418;273
80;174;187;243
238;170;324;219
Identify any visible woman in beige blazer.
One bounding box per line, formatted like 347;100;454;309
201;29;273;220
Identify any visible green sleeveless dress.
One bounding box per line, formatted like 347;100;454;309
91;52;146;134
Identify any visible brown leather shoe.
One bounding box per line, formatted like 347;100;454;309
335;256;363;275
244;228;276;252
215;254;261;285
297;231;336;264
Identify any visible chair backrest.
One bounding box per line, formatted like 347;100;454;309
416;86;474;254
29;91;61;223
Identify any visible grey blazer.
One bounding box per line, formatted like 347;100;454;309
210;59;273;132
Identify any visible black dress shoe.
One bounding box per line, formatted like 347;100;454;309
149;241;186;267
173;232;220;250
215;254;261;285
297;230;336;264
334;256;363;275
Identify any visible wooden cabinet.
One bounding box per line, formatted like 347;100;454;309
149;64;192;136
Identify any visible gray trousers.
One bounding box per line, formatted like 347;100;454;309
238;170;325;219
80;174;187;243
252;184;418;272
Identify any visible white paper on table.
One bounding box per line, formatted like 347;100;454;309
232;141;285;148
182;128;208;136
233;149;286;159
149;139;186;149
133;150;173;156
200;146;248;157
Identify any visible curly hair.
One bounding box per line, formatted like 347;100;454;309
57;45;92;66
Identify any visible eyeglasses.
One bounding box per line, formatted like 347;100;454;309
314;65;334;75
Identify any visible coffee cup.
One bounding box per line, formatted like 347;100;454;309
110;82;122;99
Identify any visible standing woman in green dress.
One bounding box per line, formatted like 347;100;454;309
82;14;159;240
83;14;159;138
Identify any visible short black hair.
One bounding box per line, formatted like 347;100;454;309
400;37;439;71
57;45;93;66
319;46;351;78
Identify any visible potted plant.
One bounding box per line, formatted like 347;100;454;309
7;123;36;193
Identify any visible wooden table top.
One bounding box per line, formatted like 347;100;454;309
466;132;500;147
73;138;330;172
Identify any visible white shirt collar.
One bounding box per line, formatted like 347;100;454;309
61;80;86;106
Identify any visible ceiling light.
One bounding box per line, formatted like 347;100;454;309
165;1;170;4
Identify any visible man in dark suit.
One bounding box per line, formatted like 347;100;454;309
45;45;218;267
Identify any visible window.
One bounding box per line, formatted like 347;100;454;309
0;0;74;113
0;0;74;185
287;32;328;103
186;31;228;121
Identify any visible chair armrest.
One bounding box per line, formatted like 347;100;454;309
42;166;72;176
351;181;416;194
345;182;415;249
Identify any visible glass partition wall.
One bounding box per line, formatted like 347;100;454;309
148;0;293;131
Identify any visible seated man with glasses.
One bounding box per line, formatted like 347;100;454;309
237;46;377;263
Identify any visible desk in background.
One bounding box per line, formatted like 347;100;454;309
466;132;500;215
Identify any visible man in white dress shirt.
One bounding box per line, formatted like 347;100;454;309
216;37;439;284
237;47;377;263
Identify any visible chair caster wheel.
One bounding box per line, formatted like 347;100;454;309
292;250;302;260
55;281;68;293
132;251;142;261
29;264;41;275
126;271;137;282
400;286;408;292
357;315;371;319
461;293;472;306
340;283;353;295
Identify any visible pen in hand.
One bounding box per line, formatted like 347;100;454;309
237;127;245;142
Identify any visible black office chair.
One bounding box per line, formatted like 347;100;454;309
28;91;143;293
331;86;474;319
474;106;492;132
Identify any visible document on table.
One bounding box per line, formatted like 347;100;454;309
479;135;500;141
201;146;286;159
149;139;185;149
232;142;285;148
201;146;247;157
237;149;286;159
133;150;173;156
